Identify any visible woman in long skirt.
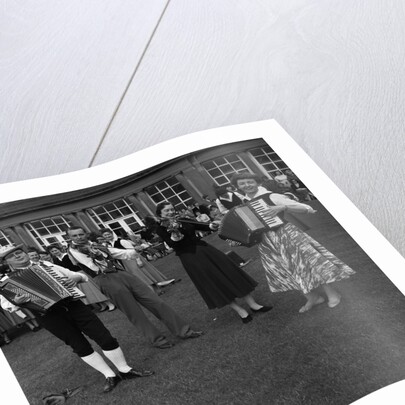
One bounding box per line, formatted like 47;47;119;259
231;172;355;313
155;202;272;323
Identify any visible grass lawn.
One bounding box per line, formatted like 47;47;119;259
2;207;405;405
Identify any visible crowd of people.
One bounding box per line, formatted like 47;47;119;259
0;169;354;395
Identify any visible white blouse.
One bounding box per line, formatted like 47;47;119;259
244;190;316;215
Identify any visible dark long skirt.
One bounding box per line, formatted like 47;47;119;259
179;244;258;309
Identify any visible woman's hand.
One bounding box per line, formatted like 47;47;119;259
227;240;241;247
14;294;31;305
209;221;220;231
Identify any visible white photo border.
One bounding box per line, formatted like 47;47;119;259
0;119;404;404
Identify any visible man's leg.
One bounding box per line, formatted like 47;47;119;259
39;304;120;393
67;300;154;380
120;272;202;339
95;274;170;347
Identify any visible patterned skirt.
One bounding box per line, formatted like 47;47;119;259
258;223;355;294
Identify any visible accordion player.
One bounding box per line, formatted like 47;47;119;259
218;197;285;247
0;263;86;313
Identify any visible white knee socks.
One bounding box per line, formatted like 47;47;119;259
81;352;116;378
102;347;132;373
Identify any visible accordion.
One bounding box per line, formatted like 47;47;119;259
0;264;85;313
218;198;285;247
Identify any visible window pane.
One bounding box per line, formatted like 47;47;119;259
202;162;215;170
166;177;178;186
114;200;126;208
109;210;121;219
170;196;181;206
249;147;290;178
37;228;49;236
93;207;105;215
99;214;111;222
221;165;234;174
153;195;164;203
104;203;115;212
232;162;245;171
162;189;174;198
172;184;183;193
209;168;221;177
155;182;166;190
128;222;141;232
216;176;228;185
120;207;132;216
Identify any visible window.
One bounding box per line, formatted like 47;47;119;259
145;177;193;210
249;147;289;177
0;230;12;247
87;198;144;235
202;154;250;185
25;216;72;248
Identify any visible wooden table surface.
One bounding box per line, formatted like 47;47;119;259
1;1;405;257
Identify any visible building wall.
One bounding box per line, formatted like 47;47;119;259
0;139;290;249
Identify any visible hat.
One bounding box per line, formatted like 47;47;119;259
0;245;24;260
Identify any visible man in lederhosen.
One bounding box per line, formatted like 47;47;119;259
0;245;154;394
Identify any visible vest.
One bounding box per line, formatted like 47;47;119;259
68;244;125;278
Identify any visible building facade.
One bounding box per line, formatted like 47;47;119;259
0;139;290;250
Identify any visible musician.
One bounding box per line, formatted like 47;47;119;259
155;202;272;324
0;245;153;393
230;172;356;313
47;244;116;312
99;228;176;294
66;227;203;349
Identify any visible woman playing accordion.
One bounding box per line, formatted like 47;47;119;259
230;172;355;313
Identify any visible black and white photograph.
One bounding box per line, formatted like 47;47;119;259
0;130;404;405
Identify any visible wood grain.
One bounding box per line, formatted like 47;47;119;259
0;0;167;182
1;0;405;257
92;0;405;255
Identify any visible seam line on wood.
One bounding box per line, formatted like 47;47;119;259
88;0;172;167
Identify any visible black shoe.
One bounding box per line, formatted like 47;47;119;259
103;376;120;393
120;369;155;380
241;314;253;324
183;330;204;339
251;305;273;313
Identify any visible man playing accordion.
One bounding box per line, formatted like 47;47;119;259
0;245;153;394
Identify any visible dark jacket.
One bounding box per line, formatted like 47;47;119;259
155;221;211;255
